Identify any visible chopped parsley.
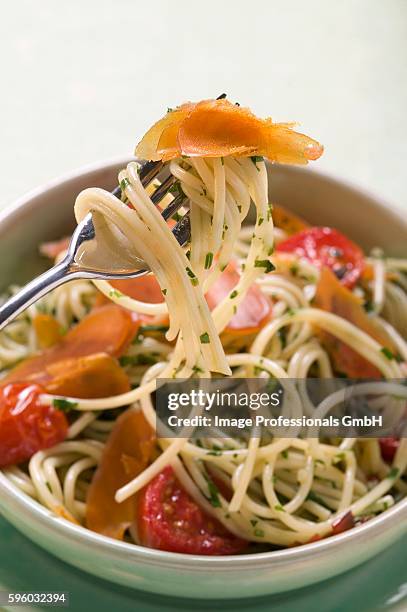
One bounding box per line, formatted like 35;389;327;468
281;449;289;459
217;93;227;99
387;467;399;480
250;519;258;527
207;449;222;456
258;216;264;226
52;398;78;412
251;155;264;170
169;181;183;197
254;259;275;273
380;347;396;361
162;289;167;296
254;528;265;537
274;504;285;512
200;332;210;344
185;266;199;286
109;289;123;299
205;477;221;508
230;290;238;299
204;252;214;270
119;178;130;192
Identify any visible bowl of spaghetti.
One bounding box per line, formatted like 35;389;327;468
0;99;406;599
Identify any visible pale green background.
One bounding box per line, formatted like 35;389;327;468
0;0;406;214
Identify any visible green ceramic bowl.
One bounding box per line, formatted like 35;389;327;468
0;158;406;599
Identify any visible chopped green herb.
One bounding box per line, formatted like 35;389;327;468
254;528;265;537
274;504;284;512
254;259;275;273
119;178;130;191
205;477;221;507
251;155;264;170
364;300;374;313
381;347;395;361
250;519;258;527
109;289;123;299
258;216;264;226
207;449;222;456
281;450;289;459
52;398;78;412
333;452;346;464
230;290;238;299
162;289;167;296
200;332;210;344
172;212;182;222
192;364;204;374
185;266;199;286
233;305;237;315
204;252;214;269
237;205;242;213
167;107;173;113
217;93;227;99
388;467;399;480
169;181;183;196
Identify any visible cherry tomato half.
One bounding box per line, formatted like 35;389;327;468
0;382;68;467
379;437;400;463
276;227;364;288
137;466;247;555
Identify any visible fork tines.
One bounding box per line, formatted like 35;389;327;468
111;160;190;246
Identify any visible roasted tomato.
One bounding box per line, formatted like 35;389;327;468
136;98;323;164
379;438;400;463
87;409;155;539
137;466;247;555
331;511;355;536
277;227;364;288
0;382;68;467
313;268;397;378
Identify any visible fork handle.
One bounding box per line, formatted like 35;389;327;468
0;259;78;332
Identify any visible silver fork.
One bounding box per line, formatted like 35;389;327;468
0;160;190;332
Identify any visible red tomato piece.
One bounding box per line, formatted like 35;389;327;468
277;227;364;288
137;466;247;555
0;382;68;467
331;511;355;535
379;437;400;463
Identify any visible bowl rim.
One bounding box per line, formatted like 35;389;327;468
0;156;406;570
